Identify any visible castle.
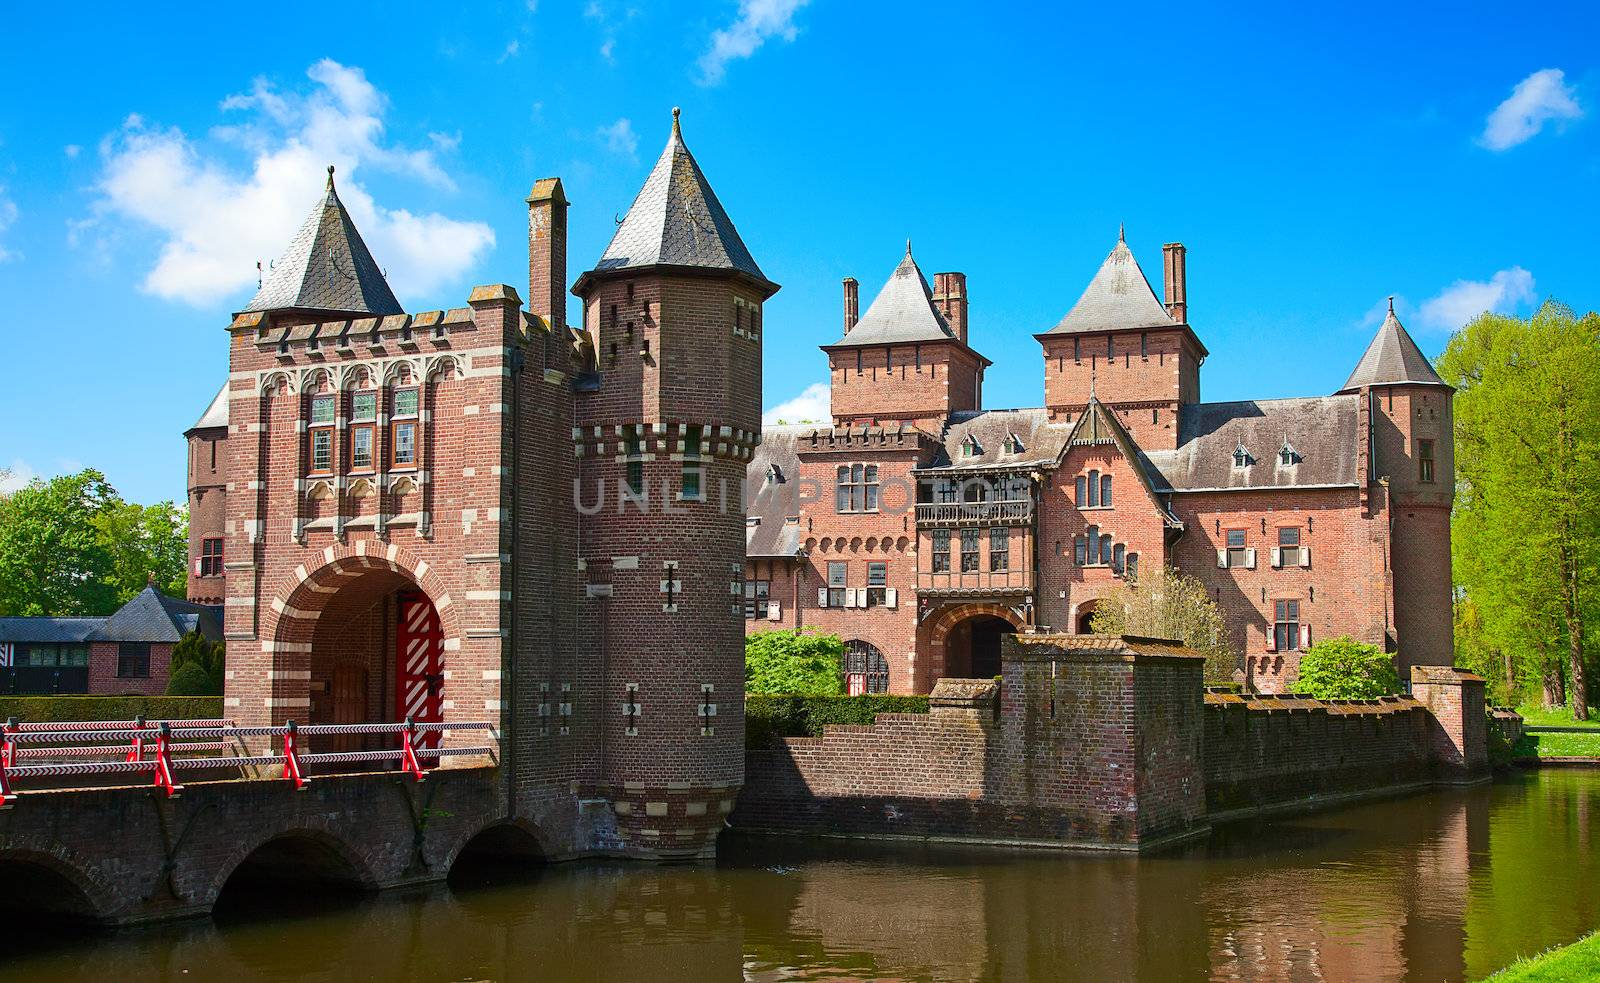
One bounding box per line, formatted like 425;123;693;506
744;236;1454;694
183;111;769;859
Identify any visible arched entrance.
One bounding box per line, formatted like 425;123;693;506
926;603;1024;684
1075;599;1099;635
842;640;889;695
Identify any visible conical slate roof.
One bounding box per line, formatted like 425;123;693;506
242;167;403;316
187;382;229;433
588;110;770;287
831;243;957;347
1043;232;1175;335
1337;303;1448;393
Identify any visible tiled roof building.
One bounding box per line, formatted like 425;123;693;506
745;235;1453;695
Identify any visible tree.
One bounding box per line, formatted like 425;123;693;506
746;628;844;695
0;469;189;617
167;630;225;696
1089;565;1235;682
1294;637;1401;699
1438;302;1600;716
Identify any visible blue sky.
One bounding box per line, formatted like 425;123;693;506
0;1;1595;504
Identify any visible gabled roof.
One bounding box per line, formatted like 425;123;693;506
920;408;1071;472
1058;398;1180;527
830;244;957;347
242;167;403;317
1041;231;1177;336
746;426;805;558
94;587;222;643
0;616;104;645
188;383;229;433
580;110;773;294
1338;303;1449;393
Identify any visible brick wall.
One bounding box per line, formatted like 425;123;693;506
1040;328;1201;449
87;641;174;696
186;427;228;605
828;341;984;428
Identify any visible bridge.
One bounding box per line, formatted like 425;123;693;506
0;715;550;925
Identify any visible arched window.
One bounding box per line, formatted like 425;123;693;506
1075;475;1087;506
843;640;889;695
1100;474;1113;507
963;479;989;503
1100;537;1114;566
1113;543;1126;574
1087;469;1101;507
1125;552;1139;581
1086;525;1100;563
1074;536;1087;566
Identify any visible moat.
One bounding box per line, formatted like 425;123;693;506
8;770;1599;982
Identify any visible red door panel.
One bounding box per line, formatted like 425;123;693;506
396;591;444;749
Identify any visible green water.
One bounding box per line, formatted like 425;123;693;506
6;769;1600;982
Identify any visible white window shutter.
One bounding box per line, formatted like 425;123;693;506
885;588;898;608
1217;549;1228;569
1266;627;1277;653
767;601;781;621
1271;547;1282;568
1300;624;1312;648
1246;548;1257;569
1299;548;1311;568
817;587;828;608
194;558;203;576
846;587;858;608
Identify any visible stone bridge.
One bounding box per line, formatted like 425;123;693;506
0;766;557;925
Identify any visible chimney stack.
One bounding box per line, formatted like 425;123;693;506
932;272;969;344
842;277;859;333
1162;243;1187;324
526;177;568;332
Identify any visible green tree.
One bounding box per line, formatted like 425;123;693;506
167;630;225;696
95;498;188;604
1438;302;1600;716
1089;565;1235;682
1294;636;1401;699
746;628;845;695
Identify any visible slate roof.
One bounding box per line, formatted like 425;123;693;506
746;426;805;557
1144;396;1362;491
188;383;229;432
1041;232;1177;336
1338;305;1449;392
241;167;404;317
829;245;958;348
585;111;772;291
95;587;223;643
919;408;1071;471
0;617;104;645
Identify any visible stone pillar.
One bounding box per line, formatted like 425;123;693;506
1410;665;1489;783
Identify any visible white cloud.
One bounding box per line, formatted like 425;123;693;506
763;382;831;425
0;185;17;263
598;118;637;157
498;39;521;63
64;144;81;159
698;0;809;86
1418;267;1536;331
599;37;616;63
1480;68;1583;151
0;459;36;494
84;59;493;308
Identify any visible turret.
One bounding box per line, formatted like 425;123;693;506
571;109;777;858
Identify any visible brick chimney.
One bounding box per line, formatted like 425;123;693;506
526;177;568;332
932;272;968;343
1162;243;1187;324
842;276;859;333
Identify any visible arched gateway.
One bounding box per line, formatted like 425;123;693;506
924;602;1025;685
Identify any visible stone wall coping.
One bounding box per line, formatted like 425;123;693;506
1005;633;1203;665
1205;691;1424;717
1410;664;1486;685
930;677;999;708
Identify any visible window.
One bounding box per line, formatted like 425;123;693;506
843;640;889;695
200;538;224;577
962;435;981;458
1418;439;1435;483
350;391;376;471
1140;332;1148;358
1106;334;1114;360
1274;599;1301;652
308;395;334;473
1100;536;1114;566
960;528;981;572
866;562;888;606
624;431;644;495
351;427;374;471
932;529;951;572
1100;474;1113;508
1074;536;1087;566
681;425;703;500
1086;525;1100;564
827;561;848;608
744;579;770;619
391;388;418;468
835;464;879;513
989;528;1009;571
1075;475;1087;507
1233;444;1252;468
1226;529;1247;568
1004;433;1024;454
1113;543;1125;575
1073;336;1081;362
962;480;989;504
117;642;151;679
936;480;958;504
1087;470;1100;507
1125;552;1139;582
1278;527;1302;567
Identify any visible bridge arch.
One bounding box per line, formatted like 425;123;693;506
444;819;550;884
0;844;116;924
208;827;380;912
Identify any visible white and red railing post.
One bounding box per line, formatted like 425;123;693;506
151;722;183;798
281;720;308;791
400;717;427;782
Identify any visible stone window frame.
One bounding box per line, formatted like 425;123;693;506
390;386;420;470
200;537;225;577
307;394;336;475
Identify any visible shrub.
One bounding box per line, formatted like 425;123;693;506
1294;636;1401;699
746;629;844;696
745;694;929;747
167;630;225;695
165;662;216;697
0;696;224;725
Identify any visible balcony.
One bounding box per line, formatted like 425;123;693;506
915;500;1034;526
916;568;1034;597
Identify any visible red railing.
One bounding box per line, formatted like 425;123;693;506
0;716;497;807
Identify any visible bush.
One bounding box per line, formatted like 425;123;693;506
165;662;216;697
746;628;844;696
746;694;929;747
0;696;224;725
167;630;225;696
1294;637;1401;699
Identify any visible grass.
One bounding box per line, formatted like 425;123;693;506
1482;929;1600;982
1512;732;1600;758
1514;704;1600;730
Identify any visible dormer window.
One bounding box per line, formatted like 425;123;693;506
1233;443;1253;469
766;464;784;485
1279;440;1300;466
1003;432;1024;455
962;435;982;458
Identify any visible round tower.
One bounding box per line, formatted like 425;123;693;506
572;109;778;858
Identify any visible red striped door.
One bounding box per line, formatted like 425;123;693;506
395;591;444;748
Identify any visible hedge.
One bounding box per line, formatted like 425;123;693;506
0;696;225;725
746;694;930;748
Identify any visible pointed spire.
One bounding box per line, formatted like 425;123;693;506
326;164;336;191
830;244;964;348
671;106;682;140
905;238;913;257
1118;222;1125;243
1337;302;1450;393
1388;295;1395;315
1043;232;1174;335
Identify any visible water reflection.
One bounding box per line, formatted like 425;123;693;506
5;771;1600;982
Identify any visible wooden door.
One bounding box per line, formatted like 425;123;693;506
331;664;366;753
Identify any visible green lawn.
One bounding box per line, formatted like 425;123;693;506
1482;930;1600;982
1515;704;1600;730
1513;732;1600;758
